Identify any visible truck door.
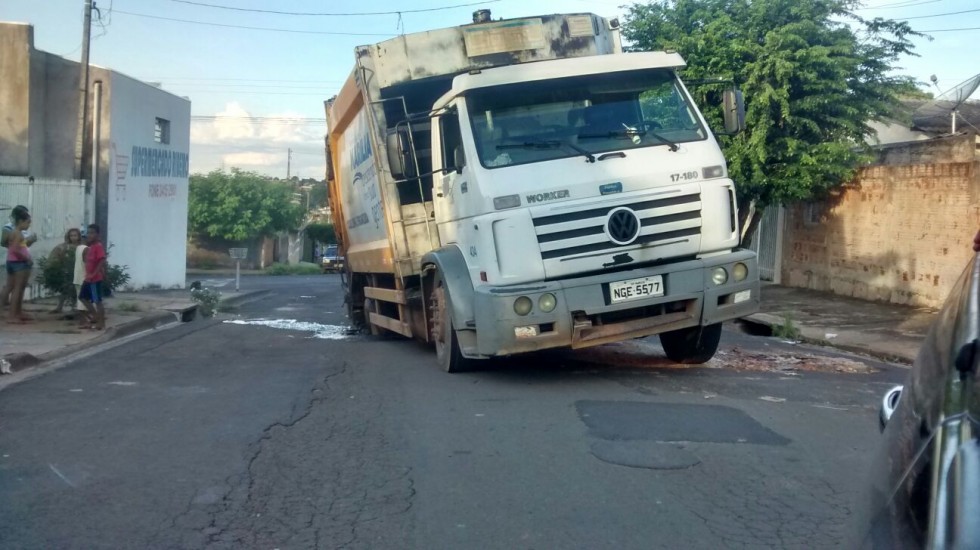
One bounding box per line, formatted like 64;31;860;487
433;108;466;233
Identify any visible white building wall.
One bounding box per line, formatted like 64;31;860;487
107;72;190;289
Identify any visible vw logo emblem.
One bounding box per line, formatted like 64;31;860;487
605;207;640;245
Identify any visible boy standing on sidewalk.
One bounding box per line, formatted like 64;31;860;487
79;224;107;330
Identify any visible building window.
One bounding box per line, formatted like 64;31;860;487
154;117;170;144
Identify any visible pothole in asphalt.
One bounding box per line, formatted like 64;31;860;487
223;319;359;339
589;441;701;470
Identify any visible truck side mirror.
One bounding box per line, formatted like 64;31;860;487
386;129;417;180
722;89;746;134
879;385;903;432
453;146;465;174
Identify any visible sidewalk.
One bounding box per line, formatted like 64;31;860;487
1;288;269;374
742;284;936;365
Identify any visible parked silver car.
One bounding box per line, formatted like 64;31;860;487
854;255;980;549
320;244;344;274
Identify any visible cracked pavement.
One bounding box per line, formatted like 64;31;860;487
0;275;908;549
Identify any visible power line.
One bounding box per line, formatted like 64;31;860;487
191;116;326;121
168;0;501;17
146;77;345;83
899;8;980;19
168;84;337;90
179;90;330;95
112;9;395;36
919;26;980;32
858;0;942;10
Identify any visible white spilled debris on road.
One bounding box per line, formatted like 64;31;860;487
759;396;787;403
223;319;354;340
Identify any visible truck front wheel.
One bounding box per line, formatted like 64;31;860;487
429;274;477;373
659;323;723;364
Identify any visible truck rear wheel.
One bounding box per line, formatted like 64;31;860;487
659;323;722;364
430;273;477;373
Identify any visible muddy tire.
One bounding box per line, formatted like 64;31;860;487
364;298;384;337
659;323;722;364
429;272;477;373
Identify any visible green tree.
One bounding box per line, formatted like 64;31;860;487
623;0;921;243
305;222;337;245
188;168;304;241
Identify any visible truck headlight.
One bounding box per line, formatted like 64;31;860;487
514;296;533;316
702;165;725;179
712;267;728;285
538;293;557;313
733;262;748;282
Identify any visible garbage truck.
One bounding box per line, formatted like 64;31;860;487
324;10;760;372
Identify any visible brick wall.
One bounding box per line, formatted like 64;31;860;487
782;134;980;308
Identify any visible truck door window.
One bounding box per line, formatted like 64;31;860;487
440;111;463;171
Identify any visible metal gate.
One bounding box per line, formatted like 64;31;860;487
0;176;89;299
749;206;783;282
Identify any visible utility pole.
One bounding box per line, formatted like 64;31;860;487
287;148;293;179
75;0;94;182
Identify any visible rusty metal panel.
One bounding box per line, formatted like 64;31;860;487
372;29;471;88
463;18;547;57
366;13;618;89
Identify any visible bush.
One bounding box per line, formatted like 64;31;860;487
191;287;222;317
38;245;130;298
37;251;75;297
106;263;131;293
265;262;321;276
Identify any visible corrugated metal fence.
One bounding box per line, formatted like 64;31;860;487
0;176;89;300
750;206;784;283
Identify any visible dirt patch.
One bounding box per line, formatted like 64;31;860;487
712;348;875;374
566;340;875;374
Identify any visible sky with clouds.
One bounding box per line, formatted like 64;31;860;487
3;0;978;180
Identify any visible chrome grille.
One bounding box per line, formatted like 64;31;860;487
533;193;702;261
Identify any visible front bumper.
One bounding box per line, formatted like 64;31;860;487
471;249;759;357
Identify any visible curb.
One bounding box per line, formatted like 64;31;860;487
218;289;272;309
739;314;917;366
0;289;273;378
2;311;181;374
187;269;264;277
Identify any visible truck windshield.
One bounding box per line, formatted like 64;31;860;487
466;69;706;169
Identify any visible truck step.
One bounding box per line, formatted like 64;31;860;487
368;312;412;337
364;286;407;305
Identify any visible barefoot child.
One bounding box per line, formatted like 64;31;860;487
79;224;107;330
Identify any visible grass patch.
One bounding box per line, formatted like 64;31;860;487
772;313;801;340
116;301;143;312
264;262;321;276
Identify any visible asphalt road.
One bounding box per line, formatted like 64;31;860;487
0;275;908;549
